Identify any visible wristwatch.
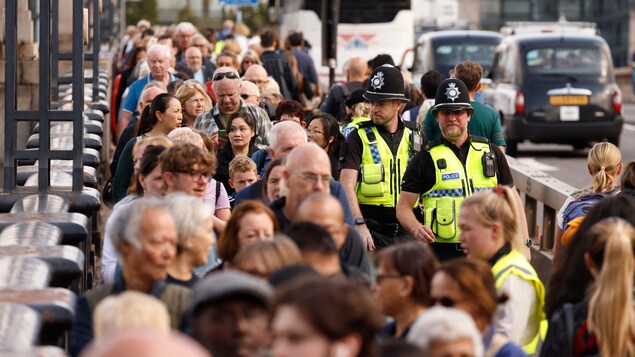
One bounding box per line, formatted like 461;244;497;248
354;218;366;225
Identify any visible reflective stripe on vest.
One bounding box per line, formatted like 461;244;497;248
356;125;412;207
492;250;548;354
341;117;371;139
420;140;498;243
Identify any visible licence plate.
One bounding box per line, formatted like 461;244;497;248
560;106;580;121
549;95;589;105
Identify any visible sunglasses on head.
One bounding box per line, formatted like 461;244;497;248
213;72;239;81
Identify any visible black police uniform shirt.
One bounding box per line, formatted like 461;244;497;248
340;119;412;223
401;135;513;195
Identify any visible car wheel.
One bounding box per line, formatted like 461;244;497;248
506;141;518;157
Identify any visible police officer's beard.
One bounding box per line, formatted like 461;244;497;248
443;125;465;141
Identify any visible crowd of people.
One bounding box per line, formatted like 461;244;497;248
75;18;635;357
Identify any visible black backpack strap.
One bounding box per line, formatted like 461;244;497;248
563;303;575;355
215;180;221;205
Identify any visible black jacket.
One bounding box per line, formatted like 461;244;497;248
260;50;298;101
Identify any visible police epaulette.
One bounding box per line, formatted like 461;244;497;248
357;120;374;129
425;139;443;151
471;135;490;144
403;118;419;131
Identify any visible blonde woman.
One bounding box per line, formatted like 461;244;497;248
542;218;635;357
175;80;212;128
553;142;622;266
458;186;547;356
233;236;302;280
341;88;370;139
93;291;171;341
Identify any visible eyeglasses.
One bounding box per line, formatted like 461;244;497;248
241;94;254;100
430;296;462;308
213;71;239;81
375;274;402;284
246;79;267;85
294;172;331;185
306;128;324;136
173;169;213;182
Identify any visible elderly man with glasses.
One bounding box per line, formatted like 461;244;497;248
269;142;351;231
194;67;272;150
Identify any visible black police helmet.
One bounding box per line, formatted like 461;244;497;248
431;78;473;117
363;64;408;102
346;88;368;108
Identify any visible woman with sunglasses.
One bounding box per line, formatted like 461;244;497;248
458;186;546;356
430;259;526;357
373;241;438;340
306;113;344;180
175;80;212;128
215;111;259;196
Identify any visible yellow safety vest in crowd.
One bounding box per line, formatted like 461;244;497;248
492;249;548;355
341;116;371;139
356;124;412;207
420;138;498;243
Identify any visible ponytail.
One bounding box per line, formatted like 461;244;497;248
587;142;621;194
135;104;153;136
586;218;635;357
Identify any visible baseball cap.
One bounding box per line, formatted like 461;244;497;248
190;270;273;313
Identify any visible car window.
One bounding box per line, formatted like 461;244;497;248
524;47;607;78
492;47;513;83
431;40;499;77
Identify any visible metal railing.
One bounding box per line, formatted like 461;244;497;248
506;156;577;283
4;0;85;193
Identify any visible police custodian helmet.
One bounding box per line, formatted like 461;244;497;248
363;64;408;102
431;78;473;117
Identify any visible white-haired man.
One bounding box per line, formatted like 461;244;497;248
175;21;197;64
70;198;190;357
119;44;177;140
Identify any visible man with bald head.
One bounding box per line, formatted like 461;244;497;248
244;64;270;95
322;56;368;120
193;66;272;149
296;192;370;275
176;46;214;83
243;64;276;120
268;143;354;230
239;80;261;106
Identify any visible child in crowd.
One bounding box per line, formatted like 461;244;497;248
228;155;260;208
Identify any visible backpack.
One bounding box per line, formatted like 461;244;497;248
563;303;599;357
562;193;610;233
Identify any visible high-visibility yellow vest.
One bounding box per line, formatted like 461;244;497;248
356;124;412;207
341;116;371;138
492;249;548;355
420;138;498;243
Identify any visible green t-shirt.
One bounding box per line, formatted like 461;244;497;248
423;101;506;147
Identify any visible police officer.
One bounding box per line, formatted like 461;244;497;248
396;78;513;261
340;64;422;251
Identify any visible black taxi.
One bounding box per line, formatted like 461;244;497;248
483;33;624;155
